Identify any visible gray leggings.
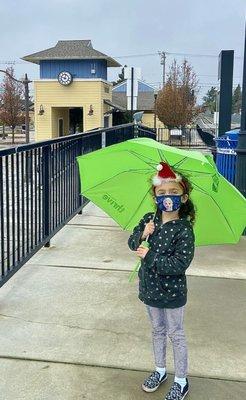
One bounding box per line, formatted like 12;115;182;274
146;304;188;378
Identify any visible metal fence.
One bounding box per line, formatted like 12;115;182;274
157;127;209;148
0;123;156;287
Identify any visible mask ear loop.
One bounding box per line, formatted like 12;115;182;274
180;181;189;205
179;179;187;194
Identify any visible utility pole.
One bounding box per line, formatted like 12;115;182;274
23;73;30;144
154;90;158;130
235;22;246;199
159;51;166;87
131;67;134;122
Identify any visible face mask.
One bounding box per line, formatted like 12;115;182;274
155;194;182;212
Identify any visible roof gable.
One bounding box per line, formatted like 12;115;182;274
112;92;155;111
112;80;155;93
21;40;121;67
138;81;154;92
113;81;127;92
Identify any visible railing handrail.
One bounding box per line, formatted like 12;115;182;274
0;122;156;288
0;122;137;156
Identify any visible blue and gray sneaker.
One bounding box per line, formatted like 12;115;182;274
164;378;189;400
142;370;167;392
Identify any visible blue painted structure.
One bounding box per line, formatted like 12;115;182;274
40;59;107;80
215;129;239;184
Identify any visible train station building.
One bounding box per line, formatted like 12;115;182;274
22;40;121;141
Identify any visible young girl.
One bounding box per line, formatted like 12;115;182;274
128;162;196;400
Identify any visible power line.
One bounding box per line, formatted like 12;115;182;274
146;72;242;79
0;60;26;65
144;80;241;89
0;50;243;64
112;51;243;60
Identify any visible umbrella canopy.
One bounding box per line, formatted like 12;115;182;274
76;137;246;246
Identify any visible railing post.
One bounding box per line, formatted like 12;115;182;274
1;123;157;288
78;137;83;214
101;130;106;148
42;145;51;247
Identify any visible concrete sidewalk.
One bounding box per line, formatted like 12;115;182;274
0;202;245;399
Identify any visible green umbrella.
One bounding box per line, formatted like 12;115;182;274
76;137;246;247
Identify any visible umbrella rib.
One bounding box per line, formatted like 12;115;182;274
189;182;208;194
176;168;213;176
82;169;152;192
171;157;214;175
157;148;169;163
124;186;152;230
172;156;189;168
156;150;214;176
172;155;210;169
191;181;237;240
128;150;160;166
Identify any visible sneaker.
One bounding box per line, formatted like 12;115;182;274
142;370;167;392
164;378;189;400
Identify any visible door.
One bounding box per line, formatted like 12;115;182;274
58;118;64;137
69;108;83;134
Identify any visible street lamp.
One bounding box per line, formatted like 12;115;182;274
235;22;246;198
0;69;32;144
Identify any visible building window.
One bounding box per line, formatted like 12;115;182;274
91;63;96;75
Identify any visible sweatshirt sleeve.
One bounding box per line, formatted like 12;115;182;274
127;213;152;251
142;225;195;275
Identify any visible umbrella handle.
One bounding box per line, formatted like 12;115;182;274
128;211;157;283
128;259;141;282
145;210;157;243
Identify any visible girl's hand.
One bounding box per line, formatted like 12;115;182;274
142;220;155;239
136;245;150;259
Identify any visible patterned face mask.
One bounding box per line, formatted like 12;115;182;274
155;194;182;212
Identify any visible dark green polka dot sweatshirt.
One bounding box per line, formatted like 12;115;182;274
128;210;195;308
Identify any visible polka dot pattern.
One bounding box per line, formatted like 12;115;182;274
128;211;195;308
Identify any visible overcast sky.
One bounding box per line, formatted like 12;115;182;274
0;0;246;101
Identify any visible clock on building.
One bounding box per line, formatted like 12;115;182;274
57;71;73;86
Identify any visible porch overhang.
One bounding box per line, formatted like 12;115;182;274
103;99;126;112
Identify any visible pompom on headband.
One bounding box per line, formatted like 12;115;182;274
152;161;187;192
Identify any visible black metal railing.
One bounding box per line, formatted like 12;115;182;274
0;123;155;287
157;127;213;148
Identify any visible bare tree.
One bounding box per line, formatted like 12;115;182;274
155;59;199;130
0;67;24;144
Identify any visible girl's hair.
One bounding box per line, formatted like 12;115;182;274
149;171;196;226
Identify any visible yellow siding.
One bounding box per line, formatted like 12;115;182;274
34;80;112;141
101;82;113;127
142;112;165;129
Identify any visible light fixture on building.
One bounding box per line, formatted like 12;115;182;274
38;104;44;115
88;105;94;116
